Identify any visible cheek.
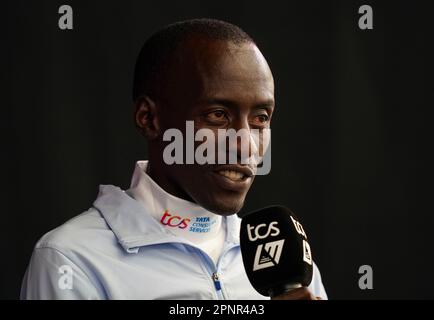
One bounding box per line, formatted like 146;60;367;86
260;129;271;155
250;129;271;156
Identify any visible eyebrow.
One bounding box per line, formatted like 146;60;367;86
204;98;275;111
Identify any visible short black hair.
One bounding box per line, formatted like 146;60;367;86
132;18;255;101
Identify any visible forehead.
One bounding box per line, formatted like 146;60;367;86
169;38;274;105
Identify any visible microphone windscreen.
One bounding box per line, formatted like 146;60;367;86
240;205;313;297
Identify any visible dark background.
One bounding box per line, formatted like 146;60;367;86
2;0;433;299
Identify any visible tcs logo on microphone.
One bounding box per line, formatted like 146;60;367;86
246;222;284;271
160;210;190;229
247;221;280;241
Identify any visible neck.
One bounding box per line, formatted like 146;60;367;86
129;160;223;243
147;155;194;203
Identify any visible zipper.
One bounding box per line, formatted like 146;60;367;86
211;271;225;299
212;243;238;299
195;248;225;299
184;243;239;300
212;272;222;291
187;245;226;299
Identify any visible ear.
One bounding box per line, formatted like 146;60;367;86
134;96;160;140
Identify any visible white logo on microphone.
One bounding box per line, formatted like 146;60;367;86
247;221;280;241
253;239;285;271
247;222;284;271
290;216;307;238
303;240;312;265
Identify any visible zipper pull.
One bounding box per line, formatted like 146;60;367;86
212;272;221;291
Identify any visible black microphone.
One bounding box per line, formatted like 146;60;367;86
240;205;313;298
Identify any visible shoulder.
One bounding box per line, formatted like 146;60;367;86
309;262;328;299
35;208;115;255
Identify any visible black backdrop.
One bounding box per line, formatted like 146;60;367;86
2;0;433;299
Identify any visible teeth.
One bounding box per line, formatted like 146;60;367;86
217;170;245;181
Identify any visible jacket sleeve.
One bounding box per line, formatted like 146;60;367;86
20;247;101;300
308;262;328;300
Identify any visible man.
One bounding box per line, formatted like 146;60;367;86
21;19;327;300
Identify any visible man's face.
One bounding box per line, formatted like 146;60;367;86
153;37;275;215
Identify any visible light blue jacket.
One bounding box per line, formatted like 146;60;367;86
21;185;327;299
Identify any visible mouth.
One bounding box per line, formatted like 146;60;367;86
210;165;254;192
217;170;246;181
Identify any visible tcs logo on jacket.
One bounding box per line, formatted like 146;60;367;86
160;210;191;229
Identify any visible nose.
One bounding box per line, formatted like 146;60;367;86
227;119;256;165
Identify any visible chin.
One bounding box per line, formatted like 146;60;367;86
202;196;246;216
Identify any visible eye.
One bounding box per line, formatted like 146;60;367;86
205;110;228;122
251;113;270;127
256;115;269;123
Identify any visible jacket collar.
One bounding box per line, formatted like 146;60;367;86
93;185;241;253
